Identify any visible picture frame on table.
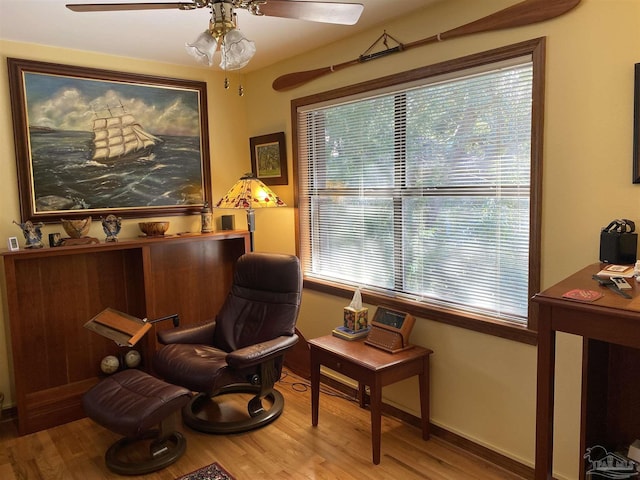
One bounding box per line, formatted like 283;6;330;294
7;58;212;222
7;237;19;252
250;132;288;186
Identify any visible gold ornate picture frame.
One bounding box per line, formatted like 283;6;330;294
7;58;212;222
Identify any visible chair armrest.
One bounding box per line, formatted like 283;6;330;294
226;334;299;369
156;321;216;345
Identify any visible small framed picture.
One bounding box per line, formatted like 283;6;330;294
8;236;19;251
250;132;288;186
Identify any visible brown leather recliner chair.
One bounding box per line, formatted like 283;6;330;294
153;252;303;434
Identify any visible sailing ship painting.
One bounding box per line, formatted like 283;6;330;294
90;102;163;163
10;61;211;221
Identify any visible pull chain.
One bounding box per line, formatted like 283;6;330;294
221;34;244;96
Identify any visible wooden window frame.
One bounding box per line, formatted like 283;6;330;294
291;38;546;345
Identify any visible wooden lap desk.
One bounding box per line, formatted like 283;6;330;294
308;335;433;464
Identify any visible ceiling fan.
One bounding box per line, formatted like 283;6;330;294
66;1;365;70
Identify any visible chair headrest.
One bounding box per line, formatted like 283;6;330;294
234;253;301;294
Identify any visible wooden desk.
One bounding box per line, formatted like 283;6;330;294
532;263;640;479
308;335;433;464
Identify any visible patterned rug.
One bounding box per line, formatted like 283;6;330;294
176;462;235;480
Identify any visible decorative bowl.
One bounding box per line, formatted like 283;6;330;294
138;221;170;237
61;217;91;238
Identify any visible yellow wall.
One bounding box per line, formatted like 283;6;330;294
0;41;253;409
0;0;638;478
242;0;639;478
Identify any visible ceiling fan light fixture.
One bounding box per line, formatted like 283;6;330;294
66;0;366;71
219;28;256;71
210;2;235;38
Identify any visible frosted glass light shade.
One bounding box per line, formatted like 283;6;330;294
185;31;218;66
219;29;256;71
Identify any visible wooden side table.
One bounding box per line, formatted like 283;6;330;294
308;335;433;464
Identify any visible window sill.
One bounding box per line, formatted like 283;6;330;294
304;278;538;346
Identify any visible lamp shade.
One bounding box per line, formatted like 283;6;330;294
185;30;218;66
220;29;256;71
216;174;285;210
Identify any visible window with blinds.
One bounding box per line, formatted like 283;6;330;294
295;44;542;328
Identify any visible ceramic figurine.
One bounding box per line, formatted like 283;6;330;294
201;202;213;233
13;220;44;249
101;214;122;242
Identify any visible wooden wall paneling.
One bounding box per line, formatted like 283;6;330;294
605;345;640;449
581;339;609;478
8;249;144;433
145;236;246;337
13;255;60;392
1;232;249;435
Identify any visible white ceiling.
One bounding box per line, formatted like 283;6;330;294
0;0;441;72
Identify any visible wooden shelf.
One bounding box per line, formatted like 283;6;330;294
1;231;249;435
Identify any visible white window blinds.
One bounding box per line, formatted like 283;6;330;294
297;59;533;325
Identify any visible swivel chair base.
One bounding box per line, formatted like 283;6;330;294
82;369;190;476
184;384;285;434
106;429;187;475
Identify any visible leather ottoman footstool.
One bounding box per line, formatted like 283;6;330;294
83;368;191;475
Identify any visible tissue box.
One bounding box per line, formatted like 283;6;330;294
343;307;368;331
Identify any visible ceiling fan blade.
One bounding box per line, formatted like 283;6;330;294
66;2;194;12
256;1;364;25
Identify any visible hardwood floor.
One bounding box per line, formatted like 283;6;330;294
0;370;526;480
